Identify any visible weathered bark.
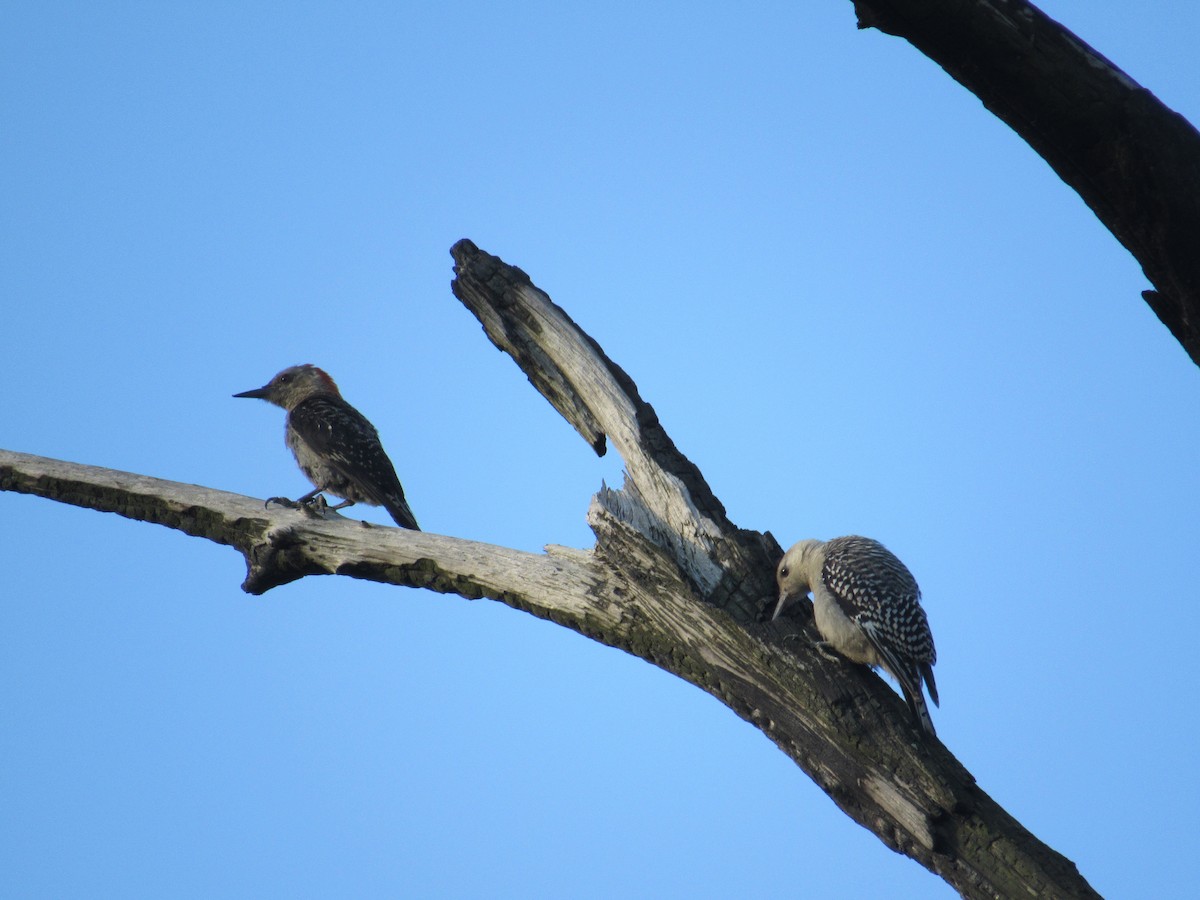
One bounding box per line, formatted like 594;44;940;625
851;0;1200;368
0;241;1099;899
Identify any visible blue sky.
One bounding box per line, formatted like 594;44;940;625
3;2;1199;897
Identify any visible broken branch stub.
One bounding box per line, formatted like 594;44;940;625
450;238;779;621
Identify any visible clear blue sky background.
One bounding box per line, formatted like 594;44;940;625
4;2;1198;897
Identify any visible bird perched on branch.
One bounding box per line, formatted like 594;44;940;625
234;364;420;530
773;536;938;736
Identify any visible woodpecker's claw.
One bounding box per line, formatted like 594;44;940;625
301;494;330;515
813;640;845;663
265;494;333;518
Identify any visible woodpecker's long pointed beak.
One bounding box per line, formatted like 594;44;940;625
233;386;269;399
771;591;792;622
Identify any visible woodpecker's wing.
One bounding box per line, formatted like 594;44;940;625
289;396;419;529
821;536;938;719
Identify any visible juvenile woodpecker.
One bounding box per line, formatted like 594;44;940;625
234;364;420;530
773;536;938;736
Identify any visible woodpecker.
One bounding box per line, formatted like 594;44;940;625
234;364;420;530
773;536;938;736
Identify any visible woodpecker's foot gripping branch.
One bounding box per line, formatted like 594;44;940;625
266;494;342;520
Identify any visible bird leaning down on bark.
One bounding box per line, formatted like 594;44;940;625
234;364;420;530
773;535;938;736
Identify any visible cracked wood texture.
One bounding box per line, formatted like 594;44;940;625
852;0;1200;368
1;241;1099;899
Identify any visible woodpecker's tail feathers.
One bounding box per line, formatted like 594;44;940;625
386;497;420;531
902;684;936;738
862;626;937;737
922;663;939;708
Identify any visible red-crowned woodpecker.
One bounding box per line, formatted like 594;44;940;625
234;364;419;530
774;536;938;736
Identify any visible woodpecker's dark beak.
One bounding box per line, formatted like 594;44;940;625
771;591;793;622
233;386;269;399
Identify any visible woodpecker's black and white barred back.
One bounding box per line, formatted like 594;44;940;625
773;536;938;736
234;364;420;530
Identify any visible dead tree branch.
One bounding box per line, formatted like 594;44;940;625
851;0;1200;367
0;241;1099;899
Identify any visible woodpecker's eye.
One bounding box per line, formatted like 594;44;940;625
279;373;292;384
779;566;789;579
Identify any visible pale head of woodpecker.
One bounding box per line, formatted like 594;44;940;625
233;364;341;411
773;538;823;620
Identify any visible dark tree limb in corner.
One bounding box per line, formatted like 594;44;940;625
1;242;1099;899
851;0;1200;367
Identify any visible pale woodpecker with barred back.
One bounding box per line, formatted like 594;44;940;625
773;536;938;736
234;364;420;530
